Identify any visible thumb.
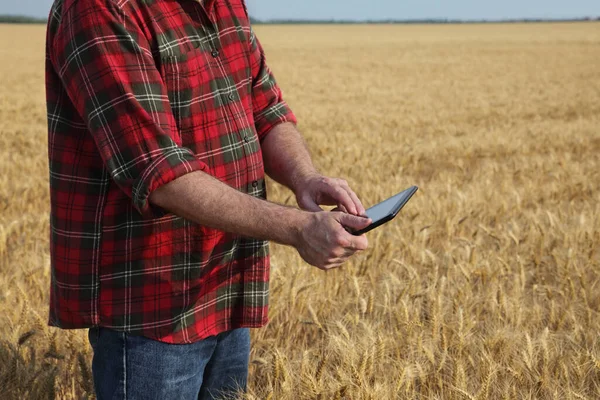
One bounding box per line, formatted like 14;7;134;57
336;213;372;230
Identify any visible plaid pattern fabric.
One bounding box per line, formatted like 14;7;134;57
45;0;296;343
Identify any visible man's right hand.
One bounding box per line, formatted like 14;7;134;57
294;212;371;271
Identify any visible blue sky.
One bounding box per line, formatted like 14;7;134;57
2;0;599;20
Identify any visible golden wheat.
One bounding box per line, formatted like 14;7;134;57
1;22;600;399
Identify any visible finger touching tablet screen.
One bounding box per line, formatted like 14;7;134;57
350;186;418;235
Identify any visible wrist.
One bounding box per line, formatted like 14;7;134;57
290;169;320;194
282;208;312;247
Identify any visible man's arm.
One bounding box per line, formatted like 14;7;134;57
149;170;304;246
149;170;372;270
260;122;318;193
261;123;367;216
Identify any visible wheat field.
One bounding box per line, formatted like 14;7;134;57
1;22;599;399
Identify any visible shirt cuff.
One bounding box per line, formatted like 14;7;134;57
255;101;297;141
131;147;208;218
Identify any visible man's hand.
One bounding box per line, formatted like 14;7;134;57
294;211;371;270
295;174;367;216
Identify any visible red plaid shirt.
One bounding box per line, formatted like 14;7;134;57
45;0;296;343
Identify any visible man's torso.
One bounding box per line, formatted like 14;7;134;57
46;0;289;343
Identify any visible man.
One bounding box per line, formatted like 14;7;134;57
45;0;370;398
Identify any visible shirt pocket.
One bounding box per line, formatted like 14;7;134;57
158;42;212;148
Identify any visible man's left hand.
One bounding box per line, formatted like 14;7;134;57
295;174;366;216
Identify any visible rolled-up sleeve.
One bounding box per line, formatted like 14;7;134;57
248;26;297;141
49;0;208;217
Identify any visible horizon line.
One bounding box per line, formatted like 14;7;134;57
1;13;599;24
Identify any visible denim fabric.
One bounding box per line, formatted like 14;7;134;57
88;327;250;400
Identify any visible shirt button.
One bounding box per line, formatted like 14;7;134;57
252;181;258;188
228;94;235;101
211;49;219;58
244;136;249;143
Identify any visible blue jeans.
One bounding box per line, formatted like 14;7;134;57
88;327;250;400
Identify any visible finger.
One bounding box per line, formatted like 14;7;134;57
351;234;369;251
325;256;344;265
336;179;364;214
324;260;345;270
329;249;364;267
340;183;366;216
324;185;357;215
341;247;356;258
339;235;368;255
331;205;348;213
330;225;369;254
337;213;372;231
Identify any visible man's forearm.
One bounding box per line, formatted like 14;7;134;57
149;170;308;245
261;122;318;193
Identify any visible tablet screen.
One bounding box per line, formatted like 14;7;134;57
365;187;416;222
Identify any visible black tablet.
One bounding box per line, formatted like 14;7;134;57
350;186;418;236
